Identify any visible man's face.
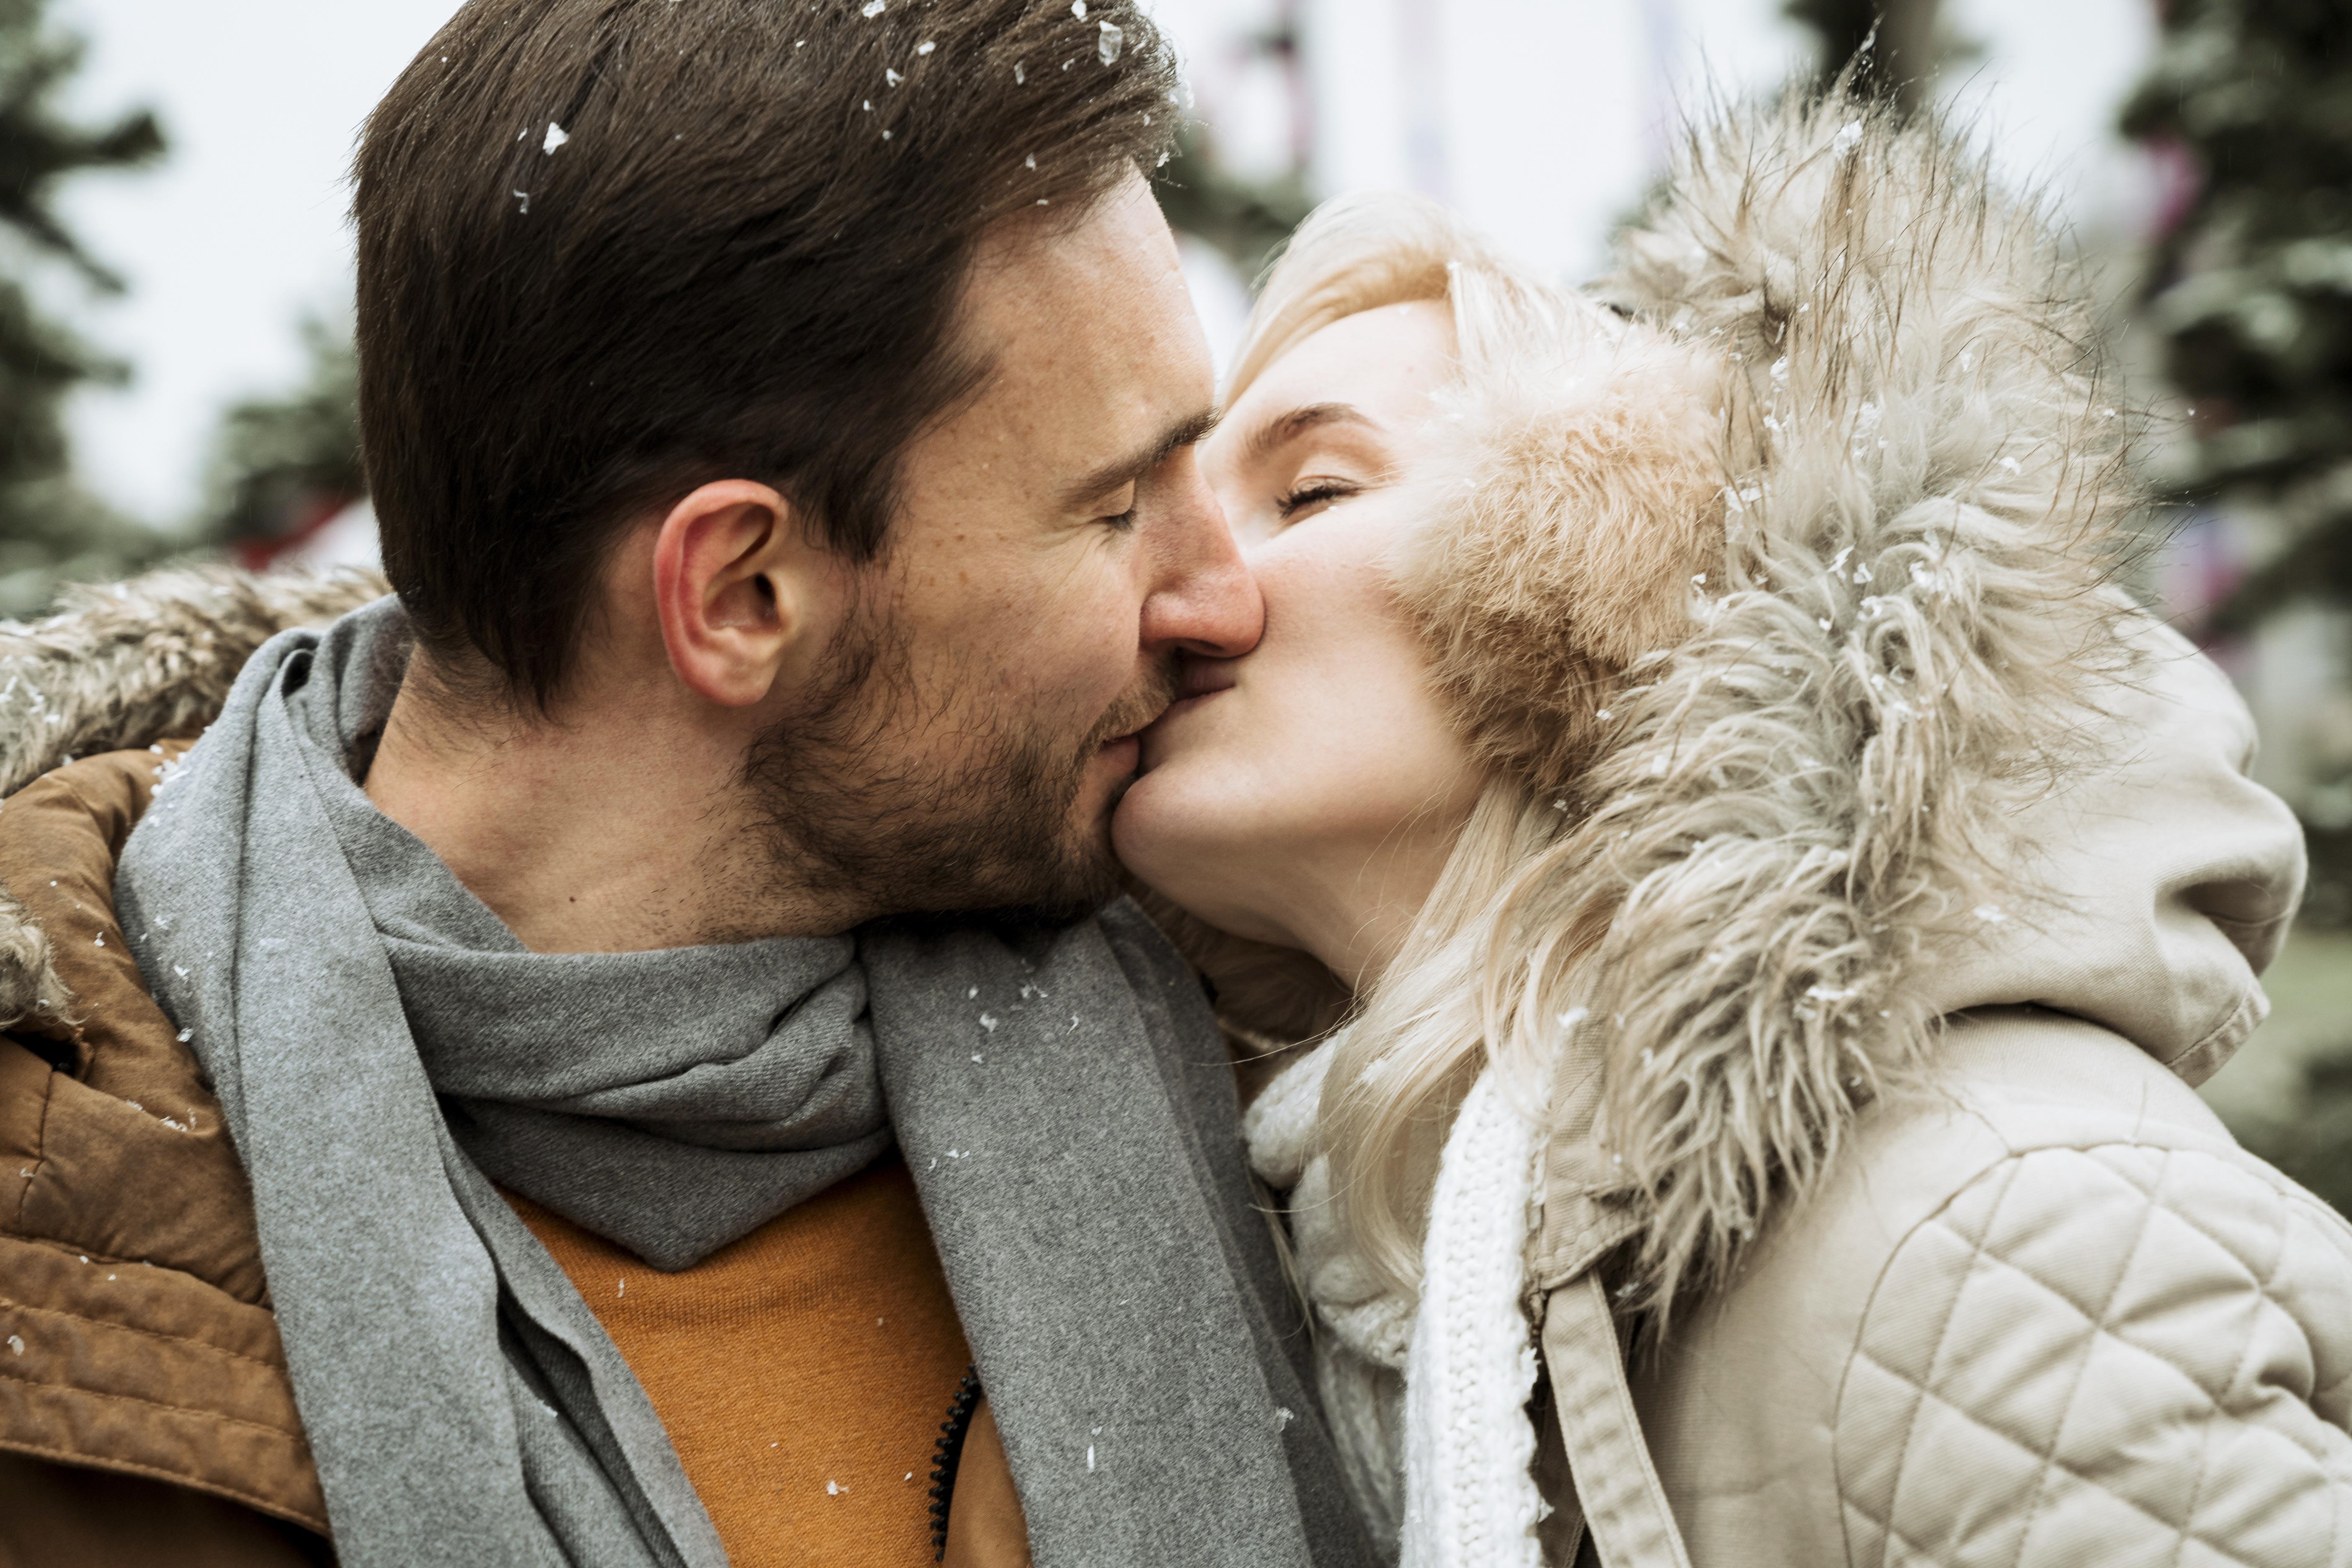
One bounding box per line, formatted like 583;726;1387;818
748;175;1261;923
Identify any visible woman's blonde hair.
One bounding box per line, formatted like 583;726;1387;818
1212;191;1733;1294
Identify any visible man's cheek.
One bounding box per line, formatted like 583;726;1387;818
994;596;1129;711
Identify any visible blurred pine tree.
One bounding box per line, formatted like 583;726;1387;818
1148;0;1314;286
195;316;364;563
2123;1;2352;1211
1784;0;1957;114
2121;0;2352;632
0;0;165;617
1154;122;1313;286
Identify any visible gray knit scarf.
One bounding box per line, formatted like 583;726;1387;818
116;600;1371;1568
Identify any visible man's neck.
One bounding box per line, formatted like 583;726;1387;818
362;667;842;954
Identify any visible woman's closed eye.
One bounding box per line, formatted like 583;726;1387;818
1274;477;1364;524
1209;399;1403;545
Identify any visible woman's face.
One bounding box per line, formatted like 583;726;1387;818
1113;300;1485;987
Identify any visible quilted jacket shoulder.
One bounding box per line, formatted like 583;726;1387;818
1841;1143;2352;1567
1628;1004;2352;1568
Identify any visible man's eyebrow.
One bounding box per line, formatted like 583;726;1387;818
1243;402;1380;466
1058;406;1222;512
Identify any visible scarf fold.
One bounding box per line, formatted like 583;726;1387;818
116;599;1372;1568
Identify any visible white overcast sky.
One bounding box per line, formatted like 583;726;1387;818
49;0;2155;529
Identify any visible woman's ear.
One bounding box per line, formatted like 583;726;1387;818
652;480;841;708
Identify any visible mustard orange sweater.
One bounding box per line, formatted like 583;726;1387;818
511;1153;992;1565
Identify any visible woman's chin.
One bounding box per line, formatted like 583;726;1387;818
1112;768;1234;903
1109;768;1184;880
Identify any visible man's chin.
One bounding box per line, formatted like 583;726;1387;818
869;826;1119;930
923;793;1126;929
952;848;1125;931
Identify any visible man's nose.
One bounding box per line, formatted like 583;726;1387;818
1140;449;1264;659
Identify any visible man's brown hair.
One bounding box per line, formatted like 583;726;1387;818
353;0;1180;708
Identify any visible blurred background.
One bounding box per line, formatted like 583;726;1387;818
3;0;2348;1191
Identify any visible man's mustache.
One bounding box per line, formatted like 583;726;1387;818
1086;660;1183;754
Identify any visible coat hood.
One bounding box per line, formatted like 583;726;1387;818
1915;618;2300;1085
1393;91;2305;1310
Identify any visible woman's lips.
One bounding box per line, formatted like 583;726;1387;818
1155;658;1239;725
1178;658;1240;701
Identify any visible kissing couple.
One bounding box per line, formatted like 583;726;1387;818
0;2;2343;1566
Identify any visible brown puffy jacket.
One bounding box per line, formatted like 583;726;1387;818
0;744;330;1566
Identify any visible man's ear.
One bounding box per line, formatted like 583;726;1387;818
652;480;837;707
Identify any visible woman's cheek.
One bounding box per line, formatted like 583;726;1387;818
1303;584;1478;831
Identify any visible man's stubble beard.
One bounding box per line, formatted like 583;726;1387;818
742;601;1177;927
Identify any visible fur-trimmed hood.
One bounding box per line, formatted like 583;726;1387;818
1387;92;2305;1311
0;566;385;801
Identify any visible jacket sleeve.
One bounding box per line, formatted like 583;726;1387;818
1832;1140;2352;1568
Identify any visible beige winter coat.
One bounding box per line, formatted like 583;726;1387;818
1537;630;2341;1568
1521;95;2349;1568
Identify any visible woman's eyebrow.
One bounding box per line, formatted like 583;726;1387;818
1245;402;1381;465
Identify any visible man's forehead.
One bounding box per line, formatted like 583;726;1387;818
962;183;1190;358
946;180;1211;460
